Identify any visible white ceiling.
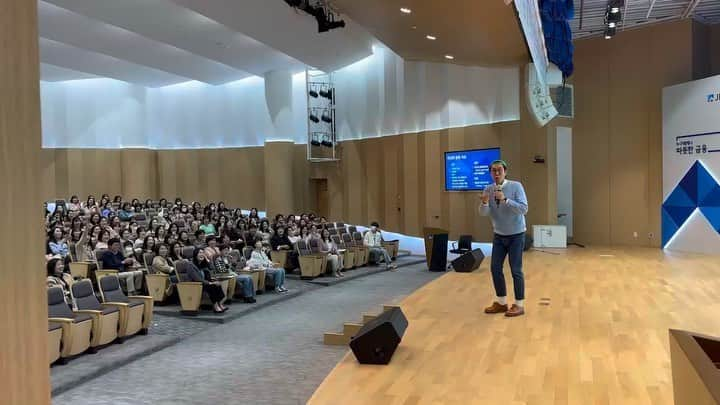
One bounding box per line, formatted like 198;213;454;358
572;0;720;39
38;0;375;86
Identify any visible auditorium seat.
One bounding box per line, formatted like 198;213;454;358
296;240;325;278
48;322;62;365
328;228;338;236
308;238;329;275
270;249;289;269
98;275;152;337
175;259;203;314
350;232;370;265
331;234;355;270
47;287;93;359
382;240;400;260
71;280;120;347
145;251;173;303
347;225;357;235
68;261;91;280
181;246;195;260
342;232;366;266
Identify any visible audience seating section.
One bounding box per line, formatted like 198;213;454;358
47;287;93;360
71;280;120;347
98;276;153;337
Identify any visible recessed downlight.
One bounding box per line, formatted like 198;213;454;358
426;35;437;40
445;55;454;60
400;7;412;14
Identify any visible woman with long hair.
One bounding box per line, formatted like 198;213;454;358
47;258;74;305
190;248;227;313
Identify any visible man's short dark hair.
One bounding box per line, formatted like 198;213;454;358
194;230;205;238
205;235;217;244
108;238;121;246
370;221;380;227
490;160;508;170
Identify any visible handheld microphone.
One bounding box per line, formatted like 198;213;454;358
495;183;503;207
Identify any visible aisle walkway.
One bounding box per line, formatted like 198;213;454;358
53;263;443;405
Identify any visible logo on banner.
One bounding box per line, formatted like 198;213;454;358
708;93;720;103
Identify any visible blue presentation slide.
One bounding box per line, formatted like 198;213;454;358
445;148;501;191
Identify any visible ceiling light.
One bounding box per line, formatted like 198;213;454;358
400;7;412;14
411;25;417;30
445;55;454;60
426;35;436;40
610;6;620;13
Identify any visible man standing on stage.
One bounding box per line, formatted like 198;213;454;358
478;160;528;317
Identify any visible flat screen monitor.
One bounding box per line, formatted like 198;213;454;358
444;147;501;191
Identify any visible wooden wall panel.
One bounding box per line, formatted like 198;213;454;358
121;149;157;199
572;19;693;247
382;136;402;232
0;1;50;403
263;141;295;217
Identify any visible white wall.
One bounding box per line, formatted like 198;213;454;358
41;46;520;148
334;46;519;141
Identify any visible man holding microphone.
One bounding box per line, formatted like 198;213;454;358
478;160;528;317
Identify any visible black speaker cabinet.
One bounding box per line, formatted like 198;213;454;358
350;307;408;365
423;227;448;272
451;248;485;273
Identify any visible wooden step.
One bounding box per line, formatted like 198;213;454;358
323;332;349;346
322;305;403;346
343;322;363;338
361;313;378;323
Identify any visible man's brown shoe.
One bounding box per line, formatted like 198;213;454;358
505;304;525;317
484;302;508;314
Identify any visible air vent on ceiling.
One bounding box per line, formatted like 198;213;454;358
550;84;574;118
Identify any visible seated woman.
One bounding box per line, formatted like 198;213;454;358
270;226;298;270
169;242;184;263
258;220;273;246
212;244;256;303
320;228;344;277
46;227;70;263
95;229;112;250
190;248;227;313
247;241;288;293
178;230;192;247
142;235;156;254
67;195;81;214
204;235;221;260
152;243;178;283
46;258;74;307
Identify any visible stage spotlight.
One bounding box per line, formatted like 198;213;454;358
608;22;616;28
610;6;620;13
321;134;333;147
319;87;333;100
309;109;320;123
311;134;321;146
309;87;319;98
321;109;333;123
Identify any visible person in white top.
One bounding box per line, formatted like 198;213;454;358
363;221;397;270
247;241;288;293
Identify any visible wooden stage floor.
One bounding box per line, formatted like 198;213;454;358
309;247;720;405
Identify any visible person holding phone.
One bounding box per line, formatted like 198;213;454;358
478;160;528;317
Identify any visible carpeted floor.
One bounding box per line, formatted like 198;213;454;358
52;262;444;405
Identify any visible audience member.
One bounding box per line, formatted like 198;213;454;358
101;238;144;294
248;241;288;293
190;248;227;313
363;221;397;270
